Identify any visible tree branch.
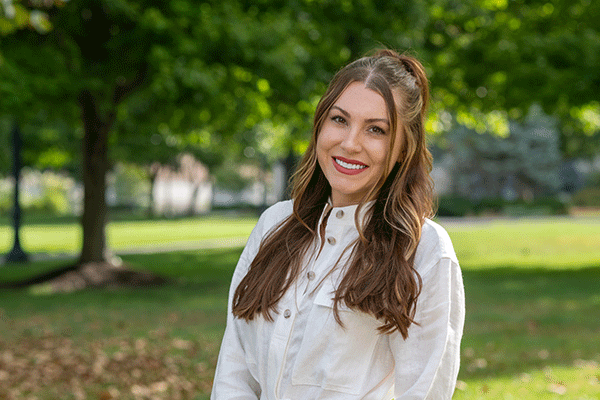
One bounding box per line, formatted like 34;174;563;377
112;63;149;105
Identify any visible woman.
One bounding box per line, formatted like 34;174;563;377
211;49;465;400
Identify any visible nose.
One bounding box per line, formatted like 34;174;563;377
340;127;362;153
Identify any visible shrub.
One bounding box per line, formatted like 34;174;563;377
571;187;600;208
436;195;568;217
436;196;474;217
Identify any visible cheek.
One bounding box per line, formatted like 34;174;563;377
315;135;329;168
316;129;334;155
370;142;392;167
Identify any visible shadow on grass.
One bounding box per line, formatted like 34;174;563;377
121;247;243;288
0;248;245;347
460;264;600;379
2;251;598;382
0;247;243;286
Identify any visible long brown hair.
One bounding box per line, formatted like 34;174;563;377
233;49;434;339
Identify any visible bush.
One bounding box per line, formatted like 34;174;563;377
436;196;474;217
0;170;78;217
0;179;11;214
531;196;569;215
571;187;600;208
436;195;568;217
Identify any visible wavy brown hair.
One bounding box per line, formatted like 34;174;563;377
232;49;434;339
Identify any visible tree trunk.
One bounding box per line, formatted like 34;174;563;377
78;90;111;264
4;92;170;292
1;73;170;292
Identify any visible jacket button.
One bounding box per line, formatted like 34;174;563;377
283;309;291;318
307;271;315;280
327;237;336;245
336;210;344;219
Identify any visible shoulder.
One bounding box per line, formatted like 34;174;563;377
258;200;294;230
251;200;294;240
235;200;294;269
413;218;458;277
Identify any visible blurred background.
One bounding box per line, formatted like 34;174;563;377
1;0;599;399
1;0;599;227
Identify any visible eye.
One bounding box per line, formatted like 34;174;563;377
368;125;387;135
331;115;346;125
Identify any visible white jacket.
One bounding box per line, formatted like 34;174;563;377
211;200;465;400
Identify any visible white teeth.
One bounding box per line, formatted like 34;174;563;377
335;158;366;170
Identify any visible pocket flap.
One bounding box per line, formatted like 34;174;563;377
313;279;351;311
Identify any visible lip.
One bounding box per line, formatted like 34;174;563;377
332;156;368;175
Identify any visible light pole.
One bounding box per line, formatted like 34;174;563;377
5;122;28;263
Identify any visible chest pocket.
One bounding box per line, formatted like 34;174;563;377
291;283;382;395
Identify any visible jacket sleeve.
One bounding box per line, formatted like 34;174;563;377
391;257;465;400
210;212;270;399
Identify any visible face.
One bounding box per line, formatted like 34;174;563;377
316;81;403;207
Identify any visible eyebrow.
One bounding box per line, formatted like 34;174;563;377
331;105;390;125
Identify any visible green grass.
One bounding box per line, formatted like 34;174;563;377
446;218;600;399
0;217;599;399
455;266;600;399
0;215;258;254
445;217;600;269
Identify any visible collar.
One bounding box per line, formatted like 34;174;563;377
317;199;374;229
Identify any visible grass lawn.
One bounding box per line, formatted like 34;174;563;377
0;216;599;399
0;215;258;255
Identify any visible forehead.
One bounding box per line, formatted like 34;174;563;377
333;81;403;122
334;82;387;116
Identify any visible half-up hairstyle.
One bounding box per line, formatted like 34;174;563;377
232;49;434;339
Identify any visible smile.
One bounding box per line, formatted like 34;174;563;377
334;157;367;170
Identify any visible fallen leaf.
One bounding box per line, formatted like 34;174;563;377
98;390;112;400
172;338;192;350
548;383;567;395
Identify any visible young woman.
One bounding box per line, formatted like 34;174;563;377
211;49;465;400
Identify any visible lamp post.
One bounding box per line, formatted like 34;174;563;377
5;122;28;263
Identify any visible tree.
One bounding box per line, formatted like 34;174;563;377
0;0;338;287
2;0;599;288
417;0;600;157
440;105;562;201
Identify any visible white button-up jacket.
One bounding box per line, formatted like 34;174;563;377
212;200;465;400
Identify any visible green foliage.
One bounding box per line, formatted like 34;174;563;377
436;196;475;217
0;0;58;36
437;196;568;217
423;0;600;157
0;114;80;176
108;162;150;209
571;187;600;208
2;0;600;263
436;106;563;202
0;178;10;212
3;0;599;167
0;169;76;216
212;161;253;193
